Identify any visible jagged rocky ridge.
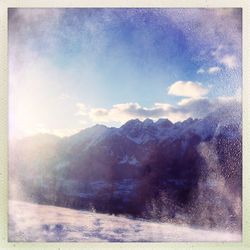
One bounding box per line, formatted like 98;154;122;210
9;105;242;231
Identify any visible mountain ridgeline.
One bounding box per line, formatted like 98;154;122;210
9;106;242;231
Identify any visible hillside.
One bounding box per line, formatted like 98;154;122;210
9;200;241;242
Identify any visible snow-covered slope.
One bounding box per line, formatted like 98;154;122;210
9;200;241;242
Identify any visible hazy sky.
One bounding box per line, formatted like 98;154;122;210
8;8;242;138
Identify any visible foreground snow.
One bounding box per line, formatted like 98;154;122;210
9;200;241;242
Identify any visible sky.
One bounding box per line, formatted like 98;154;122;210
8;8;242;138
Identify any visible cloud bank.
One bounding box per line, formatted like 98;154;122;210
76;95;240;125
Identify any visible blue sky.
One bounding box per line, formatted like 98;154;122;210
9;8;242;137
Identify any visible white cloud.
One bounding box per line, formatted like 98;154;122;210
211;47;238;70
178;97;204;106
75;103;88;116
197;68;205;74
168;81;209;98
76;96;240;125
197;66;222;74
211;45;224;59
207;66;222;74
220;54;237;69
27;93;239;137
75;102;178;123
154;103;172;110
88;103;173;123
89;108;110;122
75;81;237;126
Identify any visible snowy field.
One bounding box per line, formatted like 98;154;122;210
9;200;241;242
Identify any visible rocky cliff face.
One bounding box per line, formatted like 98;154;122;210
9;106;242;231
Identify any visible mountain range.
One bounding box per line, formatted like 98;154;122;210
9;103;242;231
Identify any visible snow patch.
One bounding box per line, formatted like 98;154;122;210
119;155;140;166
